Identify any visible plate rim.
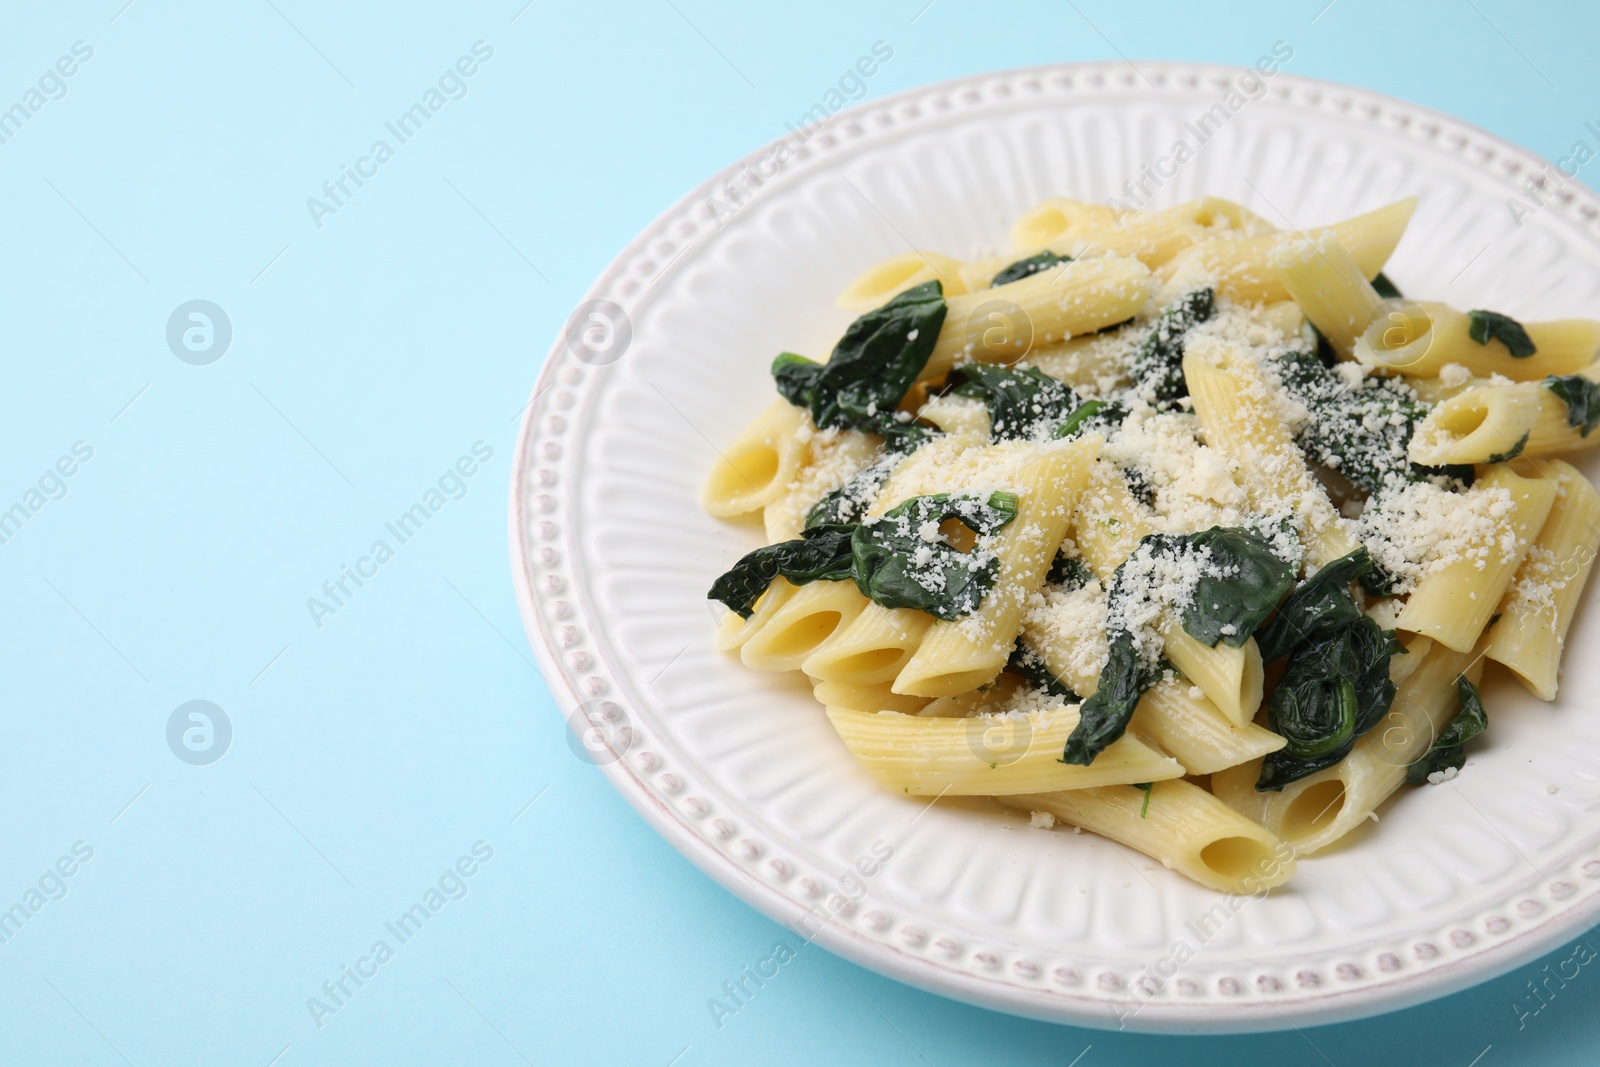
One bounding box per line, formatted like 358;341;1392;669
508;59;1600;1033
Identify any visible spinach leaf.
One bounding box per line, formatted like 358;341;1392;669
1051;398;1124;440
1544;374;1600;436
1253;548;1406;791
850;492;1018;620
1121;464;1157;508
1174;527;1297;648
1258;617;1404;789
1406;674;1487;785
1486;431;1529;464
1270;343;1428;493
804;455;899;530
1371;272;1403;299
771;280;948;431
1008;640;1081;702
949;363;1078;440
1467;309;1537;358
1046;552;1094;589
1061;629;1154;765
1254;548;1373;662
1127;288;1215;407
717;491;1019;621
992;251;1071;287
1059;525;1294;766
708;525;857;617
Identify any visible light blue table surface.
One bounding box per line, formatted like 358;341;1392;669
4;1;1598;1063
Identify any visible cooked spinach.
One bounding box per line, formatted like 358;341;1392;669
1120;463;1157;508
1051;398;1124;440
851;492;1018;620
949;363;1078;441
804;454;899;530
1061;629;1155;766
1139;781;1154;817
1169;527;1297;648
1371;272;1403;299
1406;674;1487;785
714;491;1017;621
708;524;857;617
1046;552;1094;589
1270;343;1428;493
771;280;948;432
1487;431;1529;464
1544;374;1600;436
1255;548;1373;661
1008;640;1081;702
992;251;1072;287
1061;526;1286;765
1126;288;1215;407
1253;548;1406;791
1467;309;1537;358
1257;616;1404;790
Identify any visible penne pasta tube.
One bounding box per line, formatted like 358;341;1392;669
1009;197;1122;250
823;704;1183;795
1003;781;1296;893
802;603;934;686
920;255;1153;382
1485;460;1600;699
1160;198;1415;304
810;678;930;716
1269;233;1383;354
1406;382;1544;465
703;399;811;516
915;672;1024;718
1477;380;1600;460
740;580;868;671
1353;301;1600;379
1130;677;1285;775
762;428;879;542
1212;639;1476;855
715;578;796;651
1183;334;1358;567
836;251;969;312
894;438;1099;697
1396;464;1557;652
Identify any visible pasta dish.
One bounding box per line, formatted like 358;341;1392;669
700;194;1600;892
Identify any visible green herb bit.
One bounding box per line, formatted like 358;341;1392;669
1467;309;1537;359
991;250;1072;287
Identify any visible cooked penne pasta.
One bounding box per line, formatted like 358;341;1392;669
1160;198;1414;304
1182;334;1357;567
740;581;868;671
1406;381;1544;466
1269;233;1382;354
895;438;1099;696
702;188;1600;893
1003;781;1295;893
703;399;811;517
1395;464;1556;652
823;704;1183;795
1485;460;1600;698
1212;638;1477;854
920;256;1153;380
1354;301;1600;379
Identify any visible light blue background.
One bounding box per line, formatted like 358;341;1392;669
2;1;1596;1064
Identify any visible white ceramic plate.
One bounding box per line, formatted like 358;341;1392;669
509;62;1600;1033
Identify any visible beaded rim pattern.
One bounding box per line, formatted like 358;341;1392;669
508;62;1600;1032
